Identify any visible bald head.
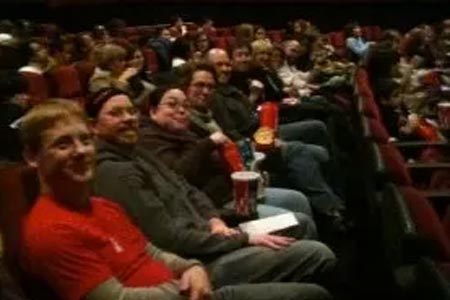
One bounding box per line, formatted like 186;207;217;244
206;48;232;84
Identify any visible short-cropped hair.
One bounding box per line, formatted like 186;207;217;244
20;99;88;153
93;43;127;70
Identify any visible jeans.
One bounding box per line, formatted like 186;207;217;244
264;187;312;217
280;141;344;214
213;282;331;300
208;240;336;288
279;119;329;148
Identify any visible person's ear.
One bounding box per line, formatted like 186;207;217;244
149;106;158;119
23;147;39;169
90;119;100;136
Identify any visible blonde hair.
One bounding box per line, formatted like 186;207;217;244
93;43;127;70
20;99;88;153
251;39;273;54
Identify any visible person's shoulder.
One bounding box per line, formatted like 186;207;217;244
22;204;86;254
91;196;128;217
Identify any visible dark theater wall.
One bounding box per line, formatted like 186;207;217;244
2;1;450;32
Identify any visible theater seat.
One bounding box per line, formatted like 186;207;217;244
211;36;228;49
361;116;390;143
142;48;159;74
48;65;85;105
0;164;59;300
19;71;49;106
400;186;450;261
380;184;418;282
378;143;413;185
267;30;284;44
216;27;232;37
74;60;96;95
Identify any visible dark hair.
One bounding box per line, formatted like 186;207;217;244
344;22;360;38
86;87;129;119
170;15;183;26
105;18;127;37
179;63;217;89
229;43;251;57
148;85;182;108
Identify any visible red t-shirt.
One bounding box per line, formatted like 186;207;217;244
20;195;174;300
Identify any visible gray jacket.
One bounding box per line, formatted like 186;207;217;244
93;140;248;262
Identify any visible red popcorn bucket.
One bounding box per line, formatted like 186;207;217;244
231;171;260;217
259;102;279;132
221;142;245;173
438;102;450;130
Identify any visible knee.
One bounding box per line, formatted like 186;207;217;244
281;189;313;216
293;212;318;239
310;120;327;133
290;283;332;300
293;240;337;268
307;241;337;267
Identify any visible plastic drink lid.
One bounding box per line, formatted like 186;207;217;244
231;171;260;181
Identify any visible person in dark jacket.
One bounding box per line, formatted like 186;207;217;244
138;86;315;223
89;87;336;293
196;53;347;231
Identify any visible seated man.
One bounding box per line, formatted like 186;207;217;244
18;99;331;300
183;61;346;230
88;88;337;290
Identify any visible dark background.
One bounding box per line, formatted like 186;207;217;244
2;0;450;33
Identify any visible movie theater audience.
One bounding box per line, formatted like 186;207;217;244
2;14;450;300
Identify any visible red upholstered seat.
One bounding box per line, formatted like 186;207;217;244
378;144;413;185
400;186;450;261
362;95;382;120
121;27;139;37
142;48;159;74
267;30;284;44
74;60;96;95
19;71;49;106
48;65;85;106
361;26;373;41
226;36;236;48
216;27;232;37
356;68;382;120
328;31;346;48
369;118;390;143
211;37;228;50
0;164;60;300
49;65;82;98
370;26;383;41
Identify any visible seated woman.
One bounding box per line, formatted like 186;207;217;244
138;85;317;237
89;43;153;107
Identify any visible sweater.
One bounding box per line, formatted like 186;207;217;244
93;140;248;262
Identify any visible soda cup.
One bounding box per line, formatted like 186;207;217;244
231;171;260;217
